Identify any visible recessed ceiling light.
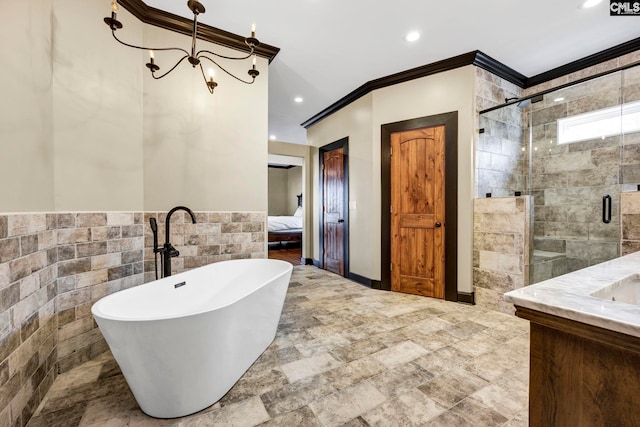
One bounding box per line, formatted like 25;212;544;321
554;97;565;102
294;97;303;103
269;135;276;141
405;31;420;42
582;0;602;8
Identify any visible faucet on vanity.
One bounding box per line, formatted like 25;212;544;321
149;206;197;278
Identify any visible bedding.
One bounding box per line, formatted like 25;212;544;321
268;193;303;245
268;215;303;232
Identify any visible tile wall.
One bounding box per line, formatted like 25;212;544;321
473;197;532;314
142;212;266;282
621;192;640;255
0;211;266;427
475;67;525;198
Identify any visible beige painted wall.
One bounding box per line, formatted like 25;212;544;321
268;141;313;259
142;26;269;212
53;1;144;211
0;0;269;214
268;168;289;215
307;67;476;293
0;0;54;211
287;166;302;215
268;166;302;215
309;94;373;274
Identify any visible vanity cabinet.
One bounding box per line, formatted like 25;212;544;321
515;306;640;427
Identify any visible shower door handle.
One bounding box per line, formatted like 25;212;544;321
602;195;612;224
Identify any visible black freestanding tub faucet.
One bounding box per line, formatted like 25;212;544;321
163;206;196;277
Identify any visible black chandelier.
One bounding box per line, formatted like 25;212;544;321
104;0;260;93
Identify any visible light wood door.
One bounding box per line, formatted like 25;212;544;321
391;126;445;298
323;147;345;275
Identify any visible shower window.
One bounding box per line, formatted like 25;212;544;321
557;100;640;145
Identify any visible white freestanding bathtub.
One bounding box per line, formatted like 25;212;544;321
91;259;293;418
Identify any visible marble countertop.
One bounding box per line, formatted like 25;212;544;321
504;251;640;338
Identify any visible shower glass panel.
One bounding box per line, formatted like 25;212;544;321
528;72;623;283
477;63;640;285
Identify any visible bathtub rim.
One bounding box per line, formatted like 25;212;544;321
91;258;293;323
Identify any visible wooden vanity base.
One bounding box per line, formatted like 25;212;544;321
515;306;640;427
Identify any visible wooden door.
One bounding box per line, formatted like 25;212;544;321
391;126;445;298
323;148;345;275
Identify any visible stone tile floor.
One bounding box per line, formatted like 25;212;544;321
28;266;530;426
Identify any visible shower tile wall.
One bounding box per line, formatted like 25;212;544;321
0;211;266;427
524;50;640;96
475;67;525;198
473;197;532;314
621;192;640;255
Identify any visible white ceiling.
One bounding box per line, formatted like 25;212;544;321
149;0;640;144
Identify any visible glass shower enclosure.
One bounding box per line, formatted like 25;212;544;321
477;63;640;284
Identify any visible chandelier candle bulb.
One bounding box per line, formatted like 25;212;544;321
251;23;256;38
149;50;154;63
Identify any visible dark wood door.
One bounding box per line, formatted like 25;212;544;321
323;147;345;275
391;126;445;298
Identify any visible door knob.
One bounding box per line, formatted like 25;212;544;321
338;219;345;223
435;222;442;227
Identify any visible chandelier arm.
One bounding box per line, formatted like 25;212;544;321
111;30;190;57
199;55;255;85
150;55;191;80
196;49;254;61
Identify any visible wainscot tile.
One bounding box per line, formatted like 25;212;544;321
0;238;20;263
20;235;38;256
208;213;231;223
221;223;242;234
9;257;32;283
0;283;20;312
56;213;76;229
57;228;91;245
58;259;92;278
76;213;107;228
76;242;108;259
0;216;7;239
106;213;134;226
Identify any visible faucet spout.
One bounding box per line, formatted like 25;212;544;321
163;206;197;277
165;206;197;244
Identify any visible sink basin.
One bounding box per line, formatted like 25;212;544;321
591;273;640;306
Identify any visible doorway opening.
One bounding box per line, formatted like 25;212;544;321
267;154;304;265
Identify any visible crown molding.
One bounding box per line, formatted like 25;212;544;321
301;51;525;129
117;0;280;62
302;37;640;129
525;36;640;87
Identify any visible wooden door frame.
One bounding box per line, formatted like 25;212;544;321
380;112;458;301
319;137;349;276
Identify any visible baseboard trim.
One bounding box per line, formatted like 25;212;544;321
457;291;475;305
312;259;321;268
348;272;382;289
301;258;314;265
